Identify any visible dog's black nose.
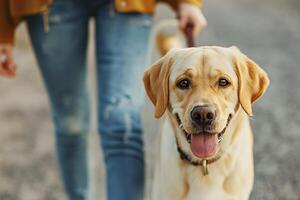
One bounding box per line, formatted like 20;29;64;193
190;105;215;128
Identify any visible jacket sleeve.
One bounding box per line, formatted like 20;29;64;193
0;0;16;44
159;0;202;11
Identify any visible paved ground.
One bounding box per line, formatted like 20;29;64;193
0;0;299;199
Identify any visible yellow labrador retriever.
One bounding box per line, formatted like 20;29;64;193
143;46;269;200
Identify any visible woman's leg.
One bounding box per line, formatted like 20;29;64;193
95;3;152;200
26;1;90;199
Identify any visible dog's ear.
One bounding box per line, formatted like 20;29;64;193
143;51;174;118
231;46;270;116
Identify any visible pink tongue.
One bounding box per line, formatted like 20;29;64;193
190;134;217;158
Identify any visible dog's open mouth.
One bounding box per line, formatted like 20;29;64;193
175;114;232;159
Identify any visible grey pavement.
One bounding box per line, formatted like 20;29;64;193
0;0;299;199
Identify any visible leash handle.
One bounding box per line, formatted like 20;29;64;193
185;23;195;47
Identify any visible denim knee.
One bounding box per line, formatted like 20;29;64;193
50;94;90;137
99;95;144;161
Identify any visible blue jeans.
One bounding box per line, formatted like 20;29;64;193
26;1;152;199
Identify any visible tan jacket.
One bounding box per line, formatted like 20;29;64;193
0;0;201;44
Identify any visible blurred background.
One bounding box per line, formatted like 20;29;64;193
0;0;300;199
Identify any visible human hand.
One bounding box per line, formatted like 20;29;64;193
0;43;16;78
178;2;207;37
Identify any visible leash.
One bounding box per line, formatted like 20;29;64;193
185;23;195;47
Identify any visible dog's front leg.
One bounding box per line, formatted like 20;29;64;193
151;121;187;200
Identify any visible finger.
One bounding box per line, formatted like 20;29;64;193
3;61;16;72
6;58;16;71
0;61;16;78
0;67;15;77
193;17;207;36
201;17;208;30
1;56;16;71
3;46;16;71
0;52;7;63
192;21;200;36
0;46;5;54
179;15;188;32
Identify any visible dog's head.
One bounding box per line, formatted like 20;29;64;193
143;46;269;161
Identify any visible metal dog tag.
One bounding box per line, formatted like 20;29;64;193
202;160;209;176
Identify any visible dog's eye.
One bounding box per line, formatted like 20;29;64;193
177;79;190;89
218;78;230;87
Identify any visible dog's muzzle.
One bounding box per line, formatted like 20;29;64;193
175;113;232;144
